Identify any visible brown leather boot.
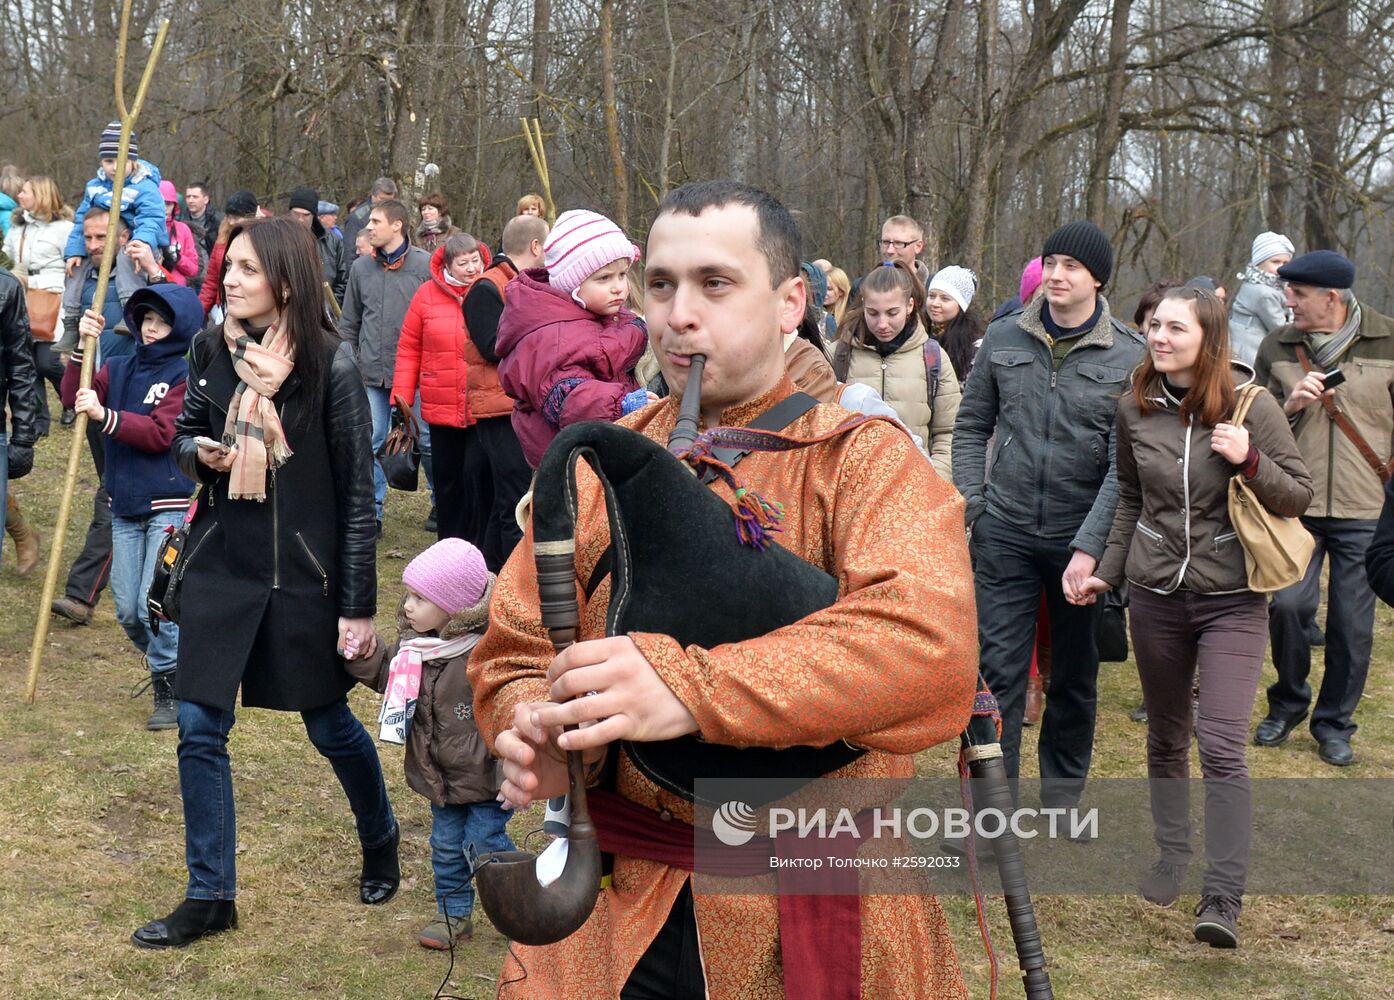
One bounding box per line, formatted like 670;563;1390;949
6;494;40;576
1024;672;1044;726
1025;640;1052;727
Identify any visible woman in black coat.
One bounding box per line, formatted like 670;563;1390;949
133;218;398;950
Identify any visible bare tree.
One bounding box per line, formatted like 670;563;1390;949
2;0;1392;309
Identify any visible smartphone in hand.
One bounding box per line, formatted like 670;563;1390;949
194;435;229;452
1323;367;1347;390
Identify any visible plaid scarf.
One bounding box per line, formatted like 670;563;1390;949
1310;299;1363;371
221;315;295;500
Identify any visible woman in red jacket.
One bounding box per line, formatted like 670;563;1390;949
198;191;259;317
392;233;489;540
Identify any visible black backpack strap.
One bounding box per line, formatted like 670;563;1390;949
582;392;820;600
585;546;615;601
922;337;942;410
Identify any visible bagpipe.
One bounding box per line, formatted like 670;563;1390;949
474;357;1053;999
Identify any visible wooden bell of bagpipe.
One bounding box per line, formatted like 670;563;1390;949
473;357;1051;998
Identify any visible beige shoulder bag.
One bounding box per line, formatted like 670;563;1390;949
1227;384;1316;592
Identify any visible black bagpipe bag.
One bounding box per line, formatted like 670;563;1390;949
531;420;864;804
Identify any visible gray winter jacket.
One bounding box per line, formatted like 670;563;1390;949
1228;266;1288;366
952;296;1146;559
338;245;432;388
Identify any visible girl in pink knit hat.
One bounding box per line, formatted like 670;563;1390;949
495;209;651;467
344;537;512;950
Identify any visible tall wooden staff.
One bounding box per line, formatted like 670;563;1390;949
24;0;170;704
323;282;342;320
519;117;556;224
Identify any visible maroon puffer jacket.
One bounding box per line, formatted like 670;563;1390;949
495;267;646;467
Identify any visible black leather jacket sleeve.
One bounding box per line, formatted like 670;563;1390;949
172;330;222;483
326;341;377;618
319;233;348;306
1;272;43;445
330;237;348;305
1368;477;1394;607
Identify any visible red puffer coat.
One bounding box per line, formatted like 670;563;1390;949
392;245;487;428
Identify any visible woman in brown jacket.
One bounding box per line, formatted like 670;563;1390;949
1076;286;1312;949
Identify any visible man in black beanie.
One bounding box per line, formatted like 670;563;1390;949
953;219;1144;822
288;185;348;306
1252;250;1394;767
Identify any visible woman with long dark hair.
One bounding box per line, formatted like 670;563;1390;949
925;265;986;380
1075;286;1311;948
133;217;397;949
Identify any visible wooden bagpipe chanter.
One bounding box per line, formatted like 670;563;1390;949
473;356;1053;999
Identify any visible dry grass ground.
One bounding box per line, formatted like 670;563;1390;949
2;417;1392;998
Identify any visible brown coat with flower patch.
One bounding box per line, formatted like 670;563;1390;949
348;580;503;806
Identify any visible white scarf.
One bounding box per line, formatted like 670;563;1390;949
390;631;481;675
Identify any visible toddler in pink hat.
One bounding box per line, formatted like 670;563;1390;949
344;537;513;950
495;209;652;467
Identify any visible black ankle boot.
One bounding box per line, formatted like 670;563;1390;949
131;898;238;949
360;826;400;905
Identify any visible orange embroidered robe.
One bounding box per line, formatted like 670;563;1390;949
470;375;979;999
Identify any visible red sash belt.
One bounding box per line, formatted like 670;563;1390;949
588;788;868;1000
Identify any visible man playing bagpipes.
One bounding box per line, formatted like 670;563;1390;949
470;181;981;999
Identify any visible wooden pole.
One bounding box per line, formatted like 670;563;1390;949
323;281;342;321
24;0;170;704
520;117;556;224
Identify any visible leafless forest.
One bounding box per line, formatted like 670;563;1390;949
4;0;1393;309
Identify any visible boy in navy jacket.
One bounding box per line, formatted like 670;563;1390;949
64;283;200;730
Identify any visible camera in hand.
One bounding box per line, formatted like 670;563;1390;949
1323;367;1347;390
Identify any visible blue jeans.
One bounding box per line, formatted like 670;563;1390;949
110;511;183;674
178;697;396;900
366;385;434;521
430;800;514;918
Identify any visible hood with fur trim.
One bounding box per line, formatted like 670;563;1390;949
394;572;495;645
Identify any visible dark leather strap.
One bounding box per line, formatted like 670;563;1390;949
583;392;820;600
1295;345;1394;482
699;391;820;485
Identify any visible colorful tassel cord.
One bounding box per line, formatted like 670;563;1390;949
673;413;893;551
733;486;786;550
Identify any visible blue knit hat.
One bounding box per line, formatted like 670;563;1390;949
98;121;138;160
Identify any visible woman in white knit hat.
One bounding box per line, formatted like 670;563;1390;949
925;264;986;381
1228;230;1294;367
